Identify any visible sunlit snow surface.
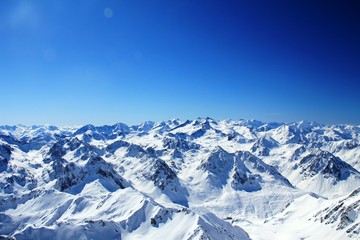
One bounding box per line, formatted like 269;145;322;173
1;119;360;239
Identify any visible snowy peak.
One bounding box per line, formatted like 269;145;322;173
162;134;200;151
169;118;223;139
74;124;127;141
296;150;359;181
271;124;309;144
144;158;189;206
251;135;279;156
197;147;293;192
234;151;293;190
290;120;323;132
189;212;250;240
46;141;129;193
256;122;282;132
198;146;234;187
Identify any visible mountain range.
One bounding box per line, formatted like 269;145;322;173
1;118;360;239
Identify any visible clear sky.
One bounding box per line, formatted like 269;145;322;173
1;0;359;126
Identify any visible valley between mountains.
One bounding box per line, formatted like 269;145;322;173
1;118;360;239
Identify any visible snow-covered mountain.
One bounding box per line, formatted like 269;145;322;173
1;118;360;239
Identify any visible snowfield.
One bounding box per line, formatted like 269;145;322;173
1;118;360;239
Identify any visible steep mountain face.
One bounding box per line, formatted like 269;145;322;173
276;148;360;198
234;151;293;191
296;151;358;181
197;147;292;192
313;187;360;238
1;119;360;239
0;143;12;172
198;147;234;187
250;135;278;156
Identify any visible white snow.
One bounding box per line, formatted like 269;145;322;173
1;119;360;239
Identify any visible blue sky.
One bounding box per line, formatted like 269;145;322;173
1;0;359;126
